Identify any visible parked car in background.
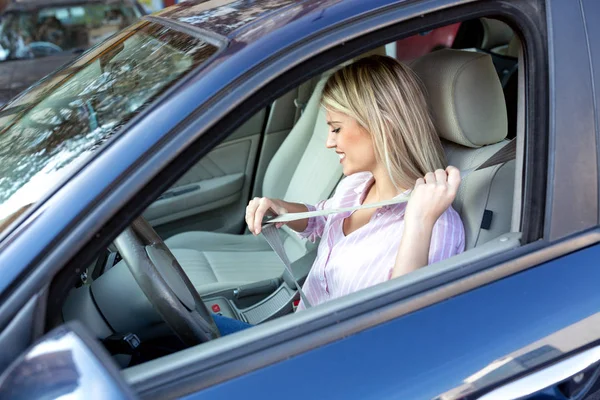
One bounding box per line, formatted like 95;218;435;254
0;0;144;106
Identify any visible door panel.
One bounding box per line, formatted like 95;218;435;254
144;172;245;226
145;110;265;238
147;131;260;238
147;86;303;238
175;242;600;400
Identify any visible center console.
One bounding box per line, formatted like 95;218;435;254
203;249;318;324
204;280;298;324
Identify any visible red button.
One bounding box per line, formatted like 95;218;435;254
211;304;221;313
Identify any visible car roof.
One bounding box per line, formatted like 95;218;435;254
4;0;138;12
152;0;327;42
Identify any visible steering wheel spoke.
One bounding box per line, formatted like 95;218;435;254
114;217;219;346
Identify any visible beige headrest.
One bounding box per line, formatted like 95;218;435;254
410;49;507;148
480;18;513;50
505;35;521;58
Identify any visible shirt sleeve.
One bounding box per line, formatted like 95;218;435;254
428;207;466;265
296;198;331;243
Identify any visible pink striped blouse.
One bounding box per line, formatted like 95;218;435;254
296;172;465;311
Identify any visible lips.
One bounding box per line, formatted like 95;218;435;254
336;152;345;162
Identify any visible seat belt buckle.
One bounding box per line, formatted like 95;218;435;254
293;99;306;114
262;209;277;225
292;298;300;312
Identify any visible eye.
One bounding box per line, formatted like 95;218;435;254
331;127;341;134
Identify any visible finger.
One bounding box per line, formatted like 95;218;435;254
414;177;425;189
246;198;260;234
446;166;461;192
424;172;436;184
254;199;273;235
246;211;254;234
434;169;447;185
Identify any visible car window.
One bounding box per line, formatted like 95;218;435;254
0;21;218;233
106;20;521;334
0;2;142;61
145;20;521;318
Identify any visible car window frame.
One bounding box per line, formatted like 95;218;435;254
0;0;553;397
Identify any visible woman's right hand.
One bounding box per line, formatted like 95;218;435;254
245;197;288;235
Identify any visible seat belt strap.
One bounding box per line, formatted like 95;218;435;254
262;225;313;308
267;138;516;224
261;138;516;309
293;78;315;124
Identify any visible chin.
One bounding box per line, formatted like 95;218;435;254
341;165;359;176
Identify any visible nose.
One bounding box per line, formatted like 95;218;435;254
326;130;336;149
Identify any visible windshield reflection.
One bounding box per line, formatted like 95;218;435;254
0;20;218;232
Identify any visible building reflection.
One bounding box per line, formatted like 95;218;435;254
437;313;600;399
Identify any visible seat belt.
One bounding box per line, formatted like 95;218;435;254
262;138;517;308
293;78;315;124
262;227;313;308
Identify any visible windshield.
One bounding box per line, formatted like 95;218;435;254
0;21;218;233
0;2;142;61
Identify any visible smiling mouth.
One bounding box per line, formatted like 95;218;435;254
337;152;345;161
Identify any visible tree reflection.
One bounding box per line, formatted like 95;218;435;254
0;22;217;223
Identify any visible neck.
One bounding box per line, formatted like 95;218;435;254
369;164;406;201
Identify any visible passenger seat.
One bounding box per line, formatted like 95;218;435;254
410;49;515;249
166;72;344;294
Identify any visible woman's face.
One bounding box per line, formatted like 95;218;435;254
325;109;377;176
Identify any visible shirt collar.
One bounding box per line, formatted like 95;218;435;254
353;173;375;195
352;173;412;198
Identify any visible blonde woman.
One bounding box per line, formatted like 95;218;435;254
215;55;465;334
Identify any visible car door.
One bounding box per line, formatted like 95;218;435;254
122;0;600;398
171;243;600;400
181;0;600;398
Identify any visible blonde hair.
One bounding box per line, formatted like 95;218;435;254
321;55;446;190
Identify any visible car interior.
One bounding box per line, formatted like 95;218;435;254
48;16;525;370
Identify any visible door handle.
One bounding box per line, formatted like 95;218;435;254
479;345;600;399
157;184;200;201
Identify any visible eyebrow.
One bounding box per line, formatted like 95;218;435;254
326;121;342;126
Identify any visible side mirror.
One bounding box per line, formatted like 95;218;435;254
0;321;137;399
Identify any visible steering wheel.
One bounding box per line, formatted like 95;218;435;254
113;217;219;346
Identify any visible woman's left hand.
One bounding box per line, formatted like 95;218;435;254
404;166;461;228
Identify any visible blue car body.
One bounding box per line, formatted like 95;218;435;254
0;0;598;398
